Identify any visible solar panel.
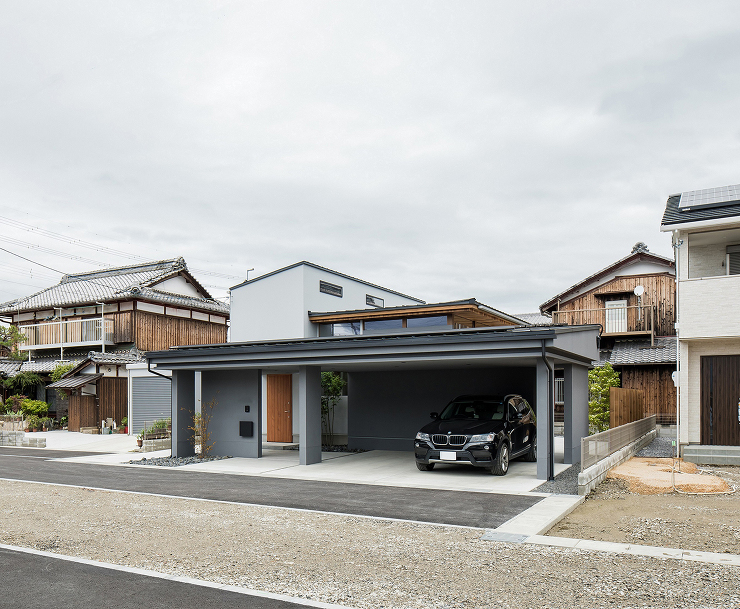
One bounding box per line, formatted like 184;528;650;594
678;184;740;210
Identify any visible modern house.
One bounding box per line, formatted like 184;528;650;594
539;243;677;425
0;258;229;431
660;184;740;453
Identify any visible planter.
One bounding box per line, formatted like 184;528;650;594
24;428;30;433
32;428;38;432
137;439;143;448
124;426;128;434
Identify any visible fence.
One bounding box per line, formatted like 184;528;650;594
609;387;644;428
581;414;656;471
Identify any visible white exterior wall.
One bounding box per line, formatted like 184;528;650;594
679;276;740;339
229;266;306;342
151;276;203;298
230;263;422;342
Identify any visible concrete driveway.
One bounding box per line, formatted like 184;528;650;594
45;433;570;493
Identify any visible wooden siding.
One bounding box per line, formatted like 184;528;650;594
112;311;133;343
558;273;676;336
620;366;676;425
133;311;227;351
610;387;644;427
68;394;96;432
98;377;127;425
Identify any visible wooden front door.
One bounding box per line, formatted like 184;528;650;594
701;355;740;446
267;374;293;442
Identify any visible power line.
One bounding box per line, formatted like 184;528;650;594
0;247;65;274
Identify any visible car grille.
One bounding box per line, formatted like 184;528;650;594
432;434;467;446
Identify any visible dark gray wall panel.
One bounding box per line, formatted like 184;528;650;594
348;367;536;451
201;369;261;458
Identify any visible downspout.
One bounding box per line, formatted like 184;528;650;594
147;359;172;382
541;339;554;481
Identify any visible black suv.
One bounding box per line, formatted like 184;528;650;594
414;394;536;476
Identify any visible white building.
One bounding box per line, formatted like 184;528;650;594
661;184;740;455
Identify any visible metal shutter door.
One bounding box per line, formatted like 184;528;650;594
131;377;171;434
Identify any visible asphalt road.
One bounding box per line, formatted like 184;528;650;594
0;547;322;609
0;448;541;528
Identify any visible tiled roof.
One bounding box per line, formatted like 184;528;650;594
661;192;740;227
48;373;103;389
20;356;86;374
0;258;229;316
0;361;22;378
514;312;552;326
88;349;144;365
605;337;677;366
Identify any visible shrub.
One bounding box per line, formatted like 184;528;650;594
25;414;41;430
60;416;68;428
5;395;25;414
21;399;49;417
588;362;620;433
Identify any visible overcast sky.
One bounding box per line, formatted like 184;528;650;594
1;1;739;313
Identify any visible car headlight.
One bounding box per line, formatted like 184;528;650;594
415;432;430;441
469;433;495;443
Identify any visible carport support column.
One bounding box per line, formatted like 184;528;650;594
298;365;322;465
171;370;196;458
563;364;588;464
536;359;553;480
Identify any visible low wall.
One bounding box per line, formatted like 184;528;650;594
577;429;655;495
0;430;46;448
143;438;171;452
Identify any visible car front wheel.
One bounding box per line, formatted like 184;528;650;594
490;442;509;476
416;462;435;471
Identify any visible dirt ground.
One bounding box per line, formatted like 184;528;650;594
548;464;740;554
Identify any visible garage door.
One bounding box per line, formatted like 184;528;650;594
700;355;740;446
131;376;171;434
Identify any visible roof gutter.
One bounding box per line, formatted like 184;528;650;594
148;359;172;382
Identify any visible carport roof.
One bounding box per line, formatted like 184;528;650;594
147;324;601;371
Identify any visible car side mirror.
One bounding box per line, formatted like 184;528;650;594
430;412;439;419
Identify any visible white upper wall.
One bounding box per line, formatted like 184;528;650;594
229;262;423;342
151;275;203;298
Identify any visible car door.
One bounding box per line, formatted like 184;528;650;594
517;398;535;449
506;396;525;454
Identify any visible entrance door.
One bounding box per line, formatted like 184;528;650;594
605;300;628;333
267;374;293;442
68;394;97;432
701;355;740;446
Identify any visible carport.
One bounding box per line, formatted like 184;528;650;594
146;325;599;480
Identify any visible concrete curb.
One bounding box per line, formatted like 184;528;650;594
492;494;584;536
577;429;656;495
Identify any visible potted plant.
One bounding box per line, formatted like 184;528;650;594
137;430;143;448
121;417;128;434
26;414;40;432
60;416;68;430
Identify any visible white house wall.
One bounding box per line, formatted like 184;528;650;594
151;276;203;298
230;265;306;342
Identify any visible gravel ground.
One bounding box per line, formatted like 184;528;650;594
549;466;740;554
636;436;676;458
533;462;580;495
127;456;232;467
2;479;739;608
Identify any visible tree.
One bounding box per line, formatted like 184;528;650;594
50;363;74;400
0;325;26;361
3;372;42;396
588;362;620;432
321;372;346;446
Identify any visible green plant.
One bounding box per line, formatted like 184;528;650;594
21;399;49;417
60;416;68;428
25;414;41;430
3;372;42;394
41;417;54;430
121;417;128;427
187;398;216;457
0;325;27;361
50;363;74;399
588;362;621;433
320;372;346;446
5;395;25;414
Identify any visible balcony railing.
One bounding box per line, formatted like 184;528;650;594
18;318;114;350
552;304;655;341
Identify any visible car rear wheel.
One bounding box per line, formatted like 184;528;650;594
523;434;537;462
416;462;435;471
490;442;509;475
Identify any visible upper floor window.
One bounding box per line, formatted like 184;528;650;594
319;280;343;298
727;245;740;275
366;294;384;308
406;315;447;328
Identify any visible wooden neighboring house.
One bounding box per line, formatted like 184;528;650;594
0;258;229;431
539;243;677;424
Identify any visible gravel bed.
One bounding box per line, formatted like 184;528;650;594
1;479;739;608
636;436;676;458
127;455;232;467
533;462;580;495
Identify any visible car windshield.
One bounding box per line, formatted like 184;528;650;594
438;398;505;421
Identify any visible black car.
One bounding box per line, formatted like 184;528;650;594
414;394;536;476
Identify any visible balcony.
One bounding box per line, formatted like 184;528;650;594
679;274;740;339
18;318;115;351
552;305;655;340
